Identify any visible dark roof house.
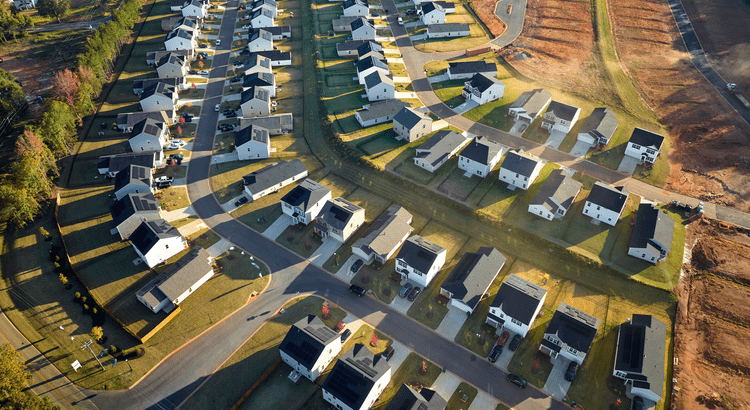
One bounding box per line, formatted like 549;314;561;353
385;384;446;410
322;344;391;410
613;314;667;402
440;247;506;313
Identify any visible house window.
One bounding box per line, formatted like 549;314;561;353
477;171;482;176
632;143;641;149
642;254;646;258
511;318;523;326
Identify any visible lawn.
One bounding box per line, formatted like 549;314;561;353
373;353;442;410
351;259;400;304
153;186;191;211
446;382;478;410
210;160;257;203
275;221;323;258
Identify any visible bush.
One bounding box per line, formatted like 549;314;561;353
109;345;118;355
81;296;87;304
74;292;81;301
82;304;89;313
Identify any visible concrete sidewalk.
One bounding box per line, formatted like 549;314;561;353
160;206;196;222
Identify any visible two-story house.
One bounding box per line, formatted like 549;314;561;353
583;182;630;226
342;0;368;16
355;99;411;128
235;124;271;160
164;28;197;52
508;88;552;124
458;136;505;178
110;192;161;240
136;247;214;313
240;86;271;118
280;179;332;225
98;152;159;178
350;17;376;40
322;344;391;410
247;28;274;52
117;111;174;133
238;113;293;135
364;71;395;102
249;7;275;28
314;198;366;243
395;235;447;288
181;0;207;18
357;41;384;61
129;219;186;268
539;302;601;365
528;169;582;221
113;164;153;200
352;206;413;265
613;314;667;404
486;274;547;337
385;384;446;410
243;54;273;76
628;202;674;264
129;118;170;153
541;100;581;133
413;130;469;173
279;315;341;382
497;149;544;190
439;247;506;315
393;107;432;142
419;2;445;25
242;159;308;201
155;52;190;78
337;40;381;57
242;72;276;97
140;82;178;113
577;107;619;147
462;73;505;105
624;128;664;164
250;0;278;18
356;56;389;85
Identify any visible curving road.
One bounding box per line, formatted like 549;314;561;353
491;0;527;47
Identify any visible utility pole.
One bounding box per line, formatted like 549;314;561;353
81;340;105;371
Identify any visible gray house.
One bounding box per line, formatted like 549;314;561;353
350;17;376;40
628;203;674;264
355;99;410;128
540;303;601;365
426;23;469;38
577;107;619;147
393;107;432;142
314;198;366;243
242;159;308;201
136;247;213;313
352;206;413;265
110;192;161;240
337;40;381;57
238;114;294;135
439;247;506;314
613;314;667;404
528;169;582;220
508;89;552;124
364;71;395;102
447;60;497;80
113;164;153;200
332;16;360;32
413;130;468;173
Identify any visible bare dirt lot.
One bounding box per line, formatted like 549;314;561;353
673;219;750;410
470;0;507;37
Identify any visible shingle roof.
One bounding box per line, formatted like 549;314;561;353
165;27;194;41
129;219;181;256
460;136;504;165
464;73;502;93
343;0;366;9
545;100;580;121
131;118;165;138
240;86;270;104
356;99;410;122
133;78;181;94
427;23;469;33
490;274;547;325
264;25;291;37
250;50;292;62
249;7;273;19
420;2;441;14
281;179;331;212
141;82;176;101
153;247;212;303
415;130;467;167
393;107;429;129
542;303;601;355
114;164;151;192
385;385;446;410
242;159;308;193
396;235;446;274
157;52;187;68
279;315;339;370
317;197;365;231
332;16;360;29
529;169;582;213
352;206;413;259
350;17;371;31
118;111;172;130
110;192;159;228
238;113;293;134
448;60;497;75
242;72;274;88
500;149;542;177
364;70;393;89
629;127;665;149
248;27;273;43
579;107;619;140
244;54;272;69
99;152;156;174
586;182;629;213
510;89;552;117
357;41;380;57
337;40;379;52
321;344;390;410
629;203;674;254
357;56;388;73
235;124;270;147
441;247;505;310
614;314;666;398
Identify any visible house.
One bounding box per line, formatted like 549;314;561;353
170;0;187;12
426;23;470;38
364;71;395;102
129;118;170;152
419;2;445;25
238;113;293;135
392;107;432;143
355;99;410;127
235;124;271;160
136;247;214;313
413;130;469;173
486;274;547;337
113;164;153;200
133;78;184;96
280;179;332;225
613;314;667;403
181;0;207;18
243;54;273;76
624;128;665;164
250;0;278;18
528;169;582;220
497;149;544;190
357;42;385;62
462;73;504;105
117;111;174;133
13;0;36;11
155;52;190;78
247;28;274;52
332;16;361;32
539;302;601;365
321;344;391;410
395;235;447;288
98;152;159;177
161;16;202;34
337;40;381;57
577;107;619;147
249;7;275;28
352;206;413;265
239;86;271;118
242;72;276;97
279;315;341;382
350;17;376;40
110;192;161;240
264;25;291;40
385;384;446;410
508;89;552;124
356;56;389;85
249;50;291;67
164;28;197;52
342;0;368;16
583;182;629;226
140;82;178;113
314;197;366;243
541;101;580;133
458;136;505;178
146;49;190;67
129;219;186;269
439;247;506;315
242;159;308;201
628;203;674;264
447;61;497;80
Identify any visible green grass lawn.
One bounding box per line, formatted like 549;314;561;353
154;186;191;211
374;353;442;410
276;222;323;258
446;382;478;410
351;260;400;304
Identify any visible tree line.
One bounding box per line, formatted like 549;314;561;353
0;0;144;228
0;343;60;409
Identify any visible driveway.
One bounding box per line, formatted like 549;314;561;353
469;391;500;410
452;99;479;114
569;140;592;158
212;152;239;164
435;303;468;340
617;155;639;175
543;129;567;150
388;292;412;314
508;120;527;137
307;237;342;266
542;357;572;400
430;371;462;399
385;340;410;370
334;255;359;282
262;214;293;239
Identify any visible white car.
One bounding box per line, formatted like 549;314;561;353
199;70;209;75
154;176;174;184
241;24;250;30
170;139;186;146
166;143;180;150
215;104;220;112
215;39;221;46
271;101;278;107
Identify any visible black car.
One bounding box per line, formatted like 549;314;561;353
398;282;413;298
235;196;249;207
230;76;242;83
351;259;364;273
564;361;579;382
182;116;192;122
349;284;366;296
225;111;237;118
170;154;184;160
155;181;172;189
189;69;198;74
488;345;503;363
407;286;421;301
198;44;208;48
198;52;208;58
340;329;352;342
218;124;234;132
507;374;527;388
508;334;522;351
100;122;107;129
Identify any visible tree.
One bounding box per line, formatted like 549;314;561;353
0;68;24;120
35;101;77;157
37;0;70;23
0;183;41;228
58;273;69;287
51;69;80;107
90;326;103;342
370;334;378;347
322;304;329;320
0;344;60;409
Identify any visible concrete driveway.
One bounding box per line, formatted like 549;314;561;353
617;155;640;175
543;129;567;150
334;255;359;282
542;357;572;400
452;99;479;114
469;391;500;410
569;140;592;158
428;73;450;83
389;292;412;314
386;340;411;370
508;120;527;137
435;303;468;340
430;371;462;399
307;237;342;266
262;214;293;239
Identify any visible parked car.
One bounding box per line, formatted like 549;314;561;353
381;345;394;361
341;329;352;342
333;321;346;333
407;286;421;301
154;176;174;184
155;181;172;189
197;52;208;58
182;116;192;122
398;282;413;298
199;43;208;48
100;122;107;129
189;69;198;75
241;24;251;30
349;284;366;296
223;109;234;115
170;139;186;146
506;374;527;388
218;124;234;132
351;259;364;273
199;70;210;75
508;334;522;351
235;196;249;206
271;101;278;107
166;143;180;150
564;361;579;382
488;345;503;363
242;14;250;20
215;104;221;111
371;12;379;17
498;331;510;347
169;154;184;160
215;39;221;46
230;76;242;83
225;111;237;118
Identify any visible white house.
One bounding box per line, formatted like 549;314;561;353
583;182;629;226
242;72;276;97
98;152;159;178
129;219;187;269
181;0;207;18
314;198;366;243
117;111;174;133
528;169;582;221
426;23;469;38
363;71;395;102
110;192;161;240
447;61;497;80
613;315;667;404
280;179;332;225
458;136;505;178
164;28;197;52
166;16;201;35
487;274;547;338
439;247;506;315
342;0;368;16
265;25;291;40
155;52;190;78
395;235;447;288
243;54;273;76
497;149;544;190
413;130;468;173
332;16;361;32
238;113;293;135
356;41;383;61
387;385;447;410
541;100;580;133
250;0;278;18
239;86;271;118
419;2;445;25
322;344;391;410
249;50;291;67
129;118;169;153
462;73;504;105
113;164;153;200
508;88;552;124
133;77;184;95
242;159;308;201
356;56;389;85
336;40;381;57
628;202;674;264
279;315;341;382
136;247;214;313
355;99;410;128
540;302;601;365
393;107;432;143
250;7;275;28
577;107;619;147
13;0;36;11
350;17;376;40
247;28;274;52
624;127;665;164
139;82;178;113
235;124;271;160
352;206;413;265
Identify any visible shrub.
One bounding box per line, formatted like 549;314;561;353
39;227;49;238
74;292;81;301
109;345;118;355
82;304;89;313
81;296;87;304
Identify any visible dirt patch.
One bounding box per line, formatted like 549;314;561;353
469;0;507;37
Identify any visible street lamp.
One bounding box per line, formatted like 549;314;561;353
125;359;132;377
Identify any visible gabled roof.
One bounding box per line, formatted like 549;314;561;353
357;41;380;57
172;16;200;30
393;107;429;129
110;192;159;228
420;1;442;14
165;27;194;41
350;17;371;31
249;7;273;19
183;0;202;8
250;50;292;62
248;27;273;43
396;235;446;273
235;124;270;147
318;197;365;231
579;107;619;140
357;56;388;73
264;25;291;37
157;52;187;68
337;40;380;52
242;159;308;193
279;315;339;370
415;130;467;167
343;0;366;9
356;99;410;122
141;82;176;100
510;88;552;116
251;0;277;8
385;384;446;410
427;23;469;33
243;72;275;88
114;164;151;192
529;169;582;212
545;100;580;121
629;127;665;150
629;203;674;253
281;179;331;212
464;73;502;93
542;303;601;355
321;344;390;410
147;49;190;64
460;136;504;165
490;274;547;325
448;60;497;75
99;152;156;174
238;113;293;133
240;86;270;104
153;247;211;303
132;118;165;138
364;71;393;89
244;54;272;69
441;247;505;310
586;182;629;213
352;206;413;258
614;314;666;398
118;111;172;130
129;219;181;256
500;149;542;177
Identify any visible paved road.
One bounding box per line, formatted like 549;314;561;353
27;16;112;32
491;0;527;47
